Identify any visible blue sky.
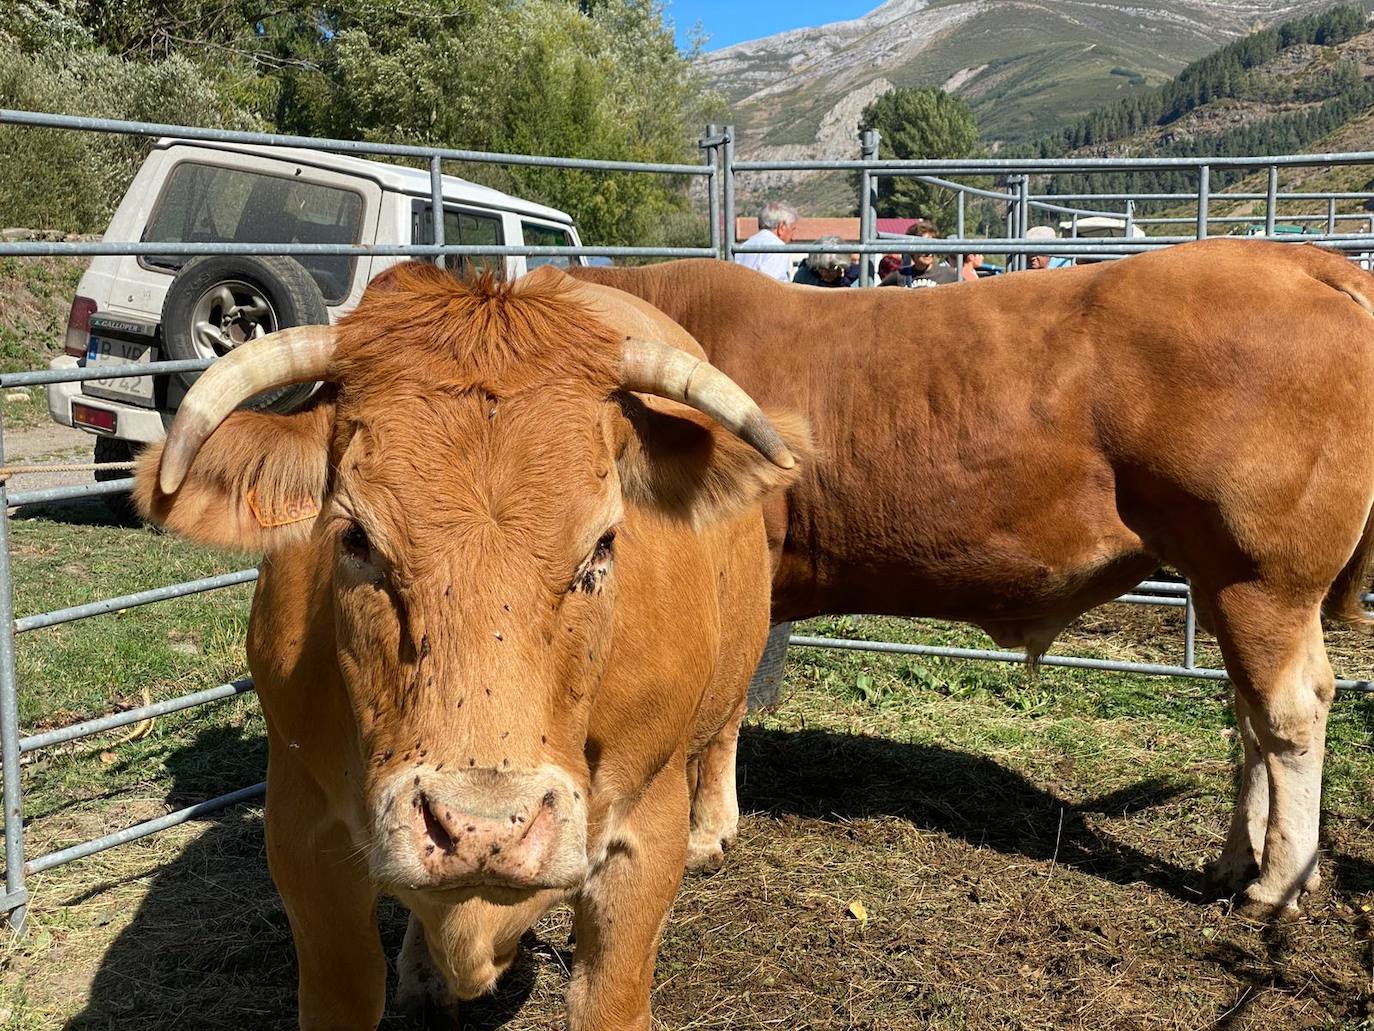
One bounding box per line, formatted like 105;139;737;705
667;1;862;51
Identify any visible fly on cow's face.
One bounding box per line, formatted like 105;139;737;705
570;529;616;595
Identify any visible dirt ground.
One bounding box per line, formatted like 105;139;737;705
1;622;1371;1031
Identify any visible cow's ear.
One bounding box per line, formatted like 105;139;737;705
133;400;334;553
615;394;809;528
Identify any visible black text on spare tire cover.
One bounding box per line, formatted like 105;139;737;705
161;255;328;413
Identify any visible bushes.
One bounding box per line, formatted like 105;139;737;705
0;36;261;231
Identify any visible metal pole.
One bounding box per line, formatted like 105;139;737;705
1184;588;1197;669
1328;197;1337;236
1124;198;1135;240
859;129;878;287
704;124;722;260
722;125;736;263
956;189;966;277
1196;165;1210;240
1265;165;1277;237
429;155;445;270
0;413;26;930
1016;175;1031;271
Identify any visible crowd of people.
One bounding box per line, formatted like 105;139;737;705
735;200;1067;288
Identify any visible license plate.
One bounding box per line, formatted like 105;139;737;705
83;335;155;405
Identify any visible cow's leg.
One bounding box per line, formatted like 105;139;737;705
1202;689;1267;895
567;758;689;1031
686;697;744;872
266;755;385;1031
1208;590;1332;916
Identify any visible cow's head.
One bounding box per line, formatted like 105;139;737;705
136;263;804;898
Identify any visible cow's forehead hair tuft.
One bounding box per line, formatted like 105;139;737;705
331;262;624;402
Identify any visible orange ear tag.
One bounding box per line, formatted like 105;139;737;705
246;487;320;528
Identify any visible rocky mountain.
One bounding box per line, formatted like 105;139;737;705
700;0;1345;212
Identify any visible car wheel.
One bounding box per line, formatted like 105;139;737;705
161;255;327;413
94;436;142;526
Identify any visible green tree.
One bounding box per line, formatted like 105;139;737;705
857;87;980;228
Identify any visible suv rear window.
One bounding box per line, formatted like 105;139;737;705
413;204;505;277
142;162;363;304
522;222;573;270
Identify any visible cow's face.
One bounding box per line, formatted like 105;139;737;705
329;380;629;893
136;264;804;897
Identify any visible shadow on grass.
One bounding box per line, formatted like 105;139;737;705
737;724;1201;902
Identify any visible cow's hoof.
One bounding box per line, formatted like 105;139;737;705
1234;886;1302;922
1201;855;1260;899
685;839;727;874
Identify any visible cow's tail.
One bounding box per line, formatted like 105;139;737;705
1325;498;1374;633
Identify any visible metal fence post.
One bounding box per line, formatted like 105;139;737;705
703;124;722;259
1196;165;1210;240
1265;165;1278;237
859;129;878;287
722;125;736;263
1124;198;1135;240
1015;175;1031;271
1184;587;1197;670
1328;197;1337;236
0;412;27;931
956;189;966;275
429;155;445;269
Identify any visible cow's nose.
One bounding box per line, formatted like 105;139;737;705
410;788;558;886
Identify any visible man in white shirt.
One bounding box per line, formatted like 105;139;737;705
735;201;798;283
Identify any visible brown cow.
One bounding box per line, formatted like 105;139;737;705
570;238;1374;917
133;263;807;1029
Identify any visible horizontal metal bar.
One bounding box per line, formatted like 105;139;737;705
25;782;266;874
1136;215;1369;226
0;887;28;914
736;234;1374;256
0;109;711;176
1116;593;1187;608
0;241;716;259
19;679;255;752
1028;199;1134;220
740;151;1374;174
7;477;133;507
3;358;212;387
1136;580;1189;595
909;175;1016;201
786;635;1374;694
1033;192;1374;202
15;568;258;634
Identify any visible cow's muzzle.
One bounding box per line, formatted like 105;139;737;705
373;766;588;892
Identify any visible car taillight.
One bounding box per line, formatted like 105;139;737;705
64;296;97;358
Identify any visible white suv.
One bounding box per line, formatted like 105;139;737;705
47;138;586;506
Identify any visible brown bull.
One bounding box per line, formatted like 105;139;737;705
134;263;806;1029
570;238;1374;917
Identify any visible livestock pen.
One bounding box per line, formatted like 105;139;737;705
0;112;1370;1029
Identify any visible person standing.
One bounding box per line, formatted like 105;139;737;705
792;236;853;288
735;201;798;283
907;223;960;287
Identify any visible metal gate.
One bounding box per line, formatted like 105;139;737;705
1;110;1372;930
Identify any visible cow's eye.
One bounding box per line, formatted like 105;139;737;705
592;530;615;562
572;530;615;594
341;521;372;561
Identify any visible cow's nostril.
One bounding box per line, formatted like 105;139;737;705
418;793;454;853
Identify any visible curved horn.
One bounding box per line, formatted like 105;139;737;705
620;337;796;469
158;325;338;495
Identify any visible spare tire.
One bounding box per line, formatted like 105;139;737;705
160;255;328;413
